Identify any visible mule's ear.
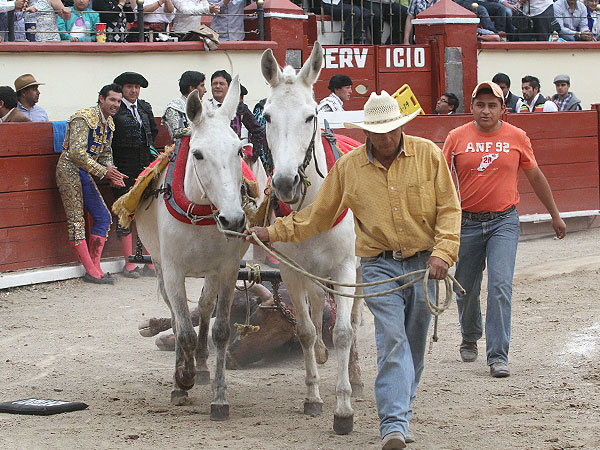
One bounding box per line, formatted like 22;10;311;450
220;75;241;122
186;89;203;125
261;49;281;87
298;42;323;87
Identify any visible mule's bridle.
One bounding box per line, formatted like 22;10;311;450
263;110;324;180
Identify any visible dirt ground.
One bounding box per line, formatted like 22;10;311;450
1;228;600;450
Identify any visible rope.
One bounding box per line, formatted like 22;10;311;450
220;229;465;318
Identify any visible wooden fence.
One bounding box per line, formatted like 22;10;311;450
1;110;598;273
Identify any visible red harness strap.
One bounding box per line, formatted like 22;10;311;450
164;136;216;225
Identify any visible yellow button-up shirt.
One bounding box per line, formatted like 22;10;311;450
267;134;461;266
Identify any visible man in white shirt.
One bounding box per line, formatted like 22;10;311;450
317;74;353;113
517;0;556;41
516;75;558;112
0;0;26;12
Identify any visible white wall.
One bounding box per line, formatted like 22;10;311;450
478;48;600;109
0;49;271;120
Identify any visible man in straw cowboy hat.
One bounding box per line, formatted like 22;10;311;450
14;74;49;122
247;91;461;449
443;81;566;378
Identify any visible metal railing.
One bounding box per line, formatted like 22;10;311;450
1;1;598;44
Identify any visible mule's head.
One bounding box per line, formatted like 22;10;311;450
185;76;246;233
261;42;323;203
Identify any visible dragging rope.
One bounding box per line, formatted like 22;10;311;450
221;229;465;318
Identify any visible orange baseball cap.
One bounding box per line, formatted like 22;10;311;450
472;81;504;104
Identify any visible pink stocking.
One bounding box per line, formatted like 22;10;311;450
119;234;137;271
70;240;102;279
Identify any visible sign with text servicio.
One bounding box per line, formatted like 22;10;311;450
310;45;433;112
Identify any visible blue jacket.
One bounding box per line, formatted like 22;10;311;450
57;7;100;42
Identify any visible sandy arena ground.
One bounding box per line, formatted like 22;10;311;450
1;228;600;449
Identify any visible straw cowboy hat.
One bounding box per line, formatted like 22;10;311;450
345;90;420;134
14;74;44;92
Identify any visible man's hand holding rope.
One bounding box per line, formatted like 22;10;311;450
245;226;270;244
426;256;449;280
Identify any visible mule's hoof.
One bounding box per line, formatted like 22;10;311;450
210;403;230;421
175;366;196;391
138;319;154;337
196;370;210;385
351;383;364;398
303;401;323;416
155;334;175;351
333;414;354;435
170;389;189;406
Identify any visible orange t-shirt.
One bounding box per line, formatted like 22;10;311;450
442;121;537;212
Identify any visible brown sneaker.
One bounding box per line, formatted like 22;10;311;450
460;339;478;362
382;431;406;450
490;362;510;378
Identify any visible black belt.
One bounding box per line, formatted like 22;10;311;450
462;205;516;222
379;250;428;261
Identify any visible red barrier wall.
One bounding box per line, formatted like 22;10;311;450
1;111;598;272
0;119;172;272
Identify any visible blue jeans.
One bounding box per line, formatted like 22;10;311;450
79;169;111;237
361;251;434;438
454;209;520;365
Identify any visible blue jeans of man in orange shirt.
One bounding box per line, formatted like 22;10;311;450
361;251;434;439
454;208;520;365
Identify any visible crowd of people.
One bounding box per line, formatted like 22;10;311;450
0;69;265;284
0;0;241;42
2;0;600;42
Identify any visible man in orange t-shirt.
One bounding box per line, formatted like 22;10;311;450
443;81;566;378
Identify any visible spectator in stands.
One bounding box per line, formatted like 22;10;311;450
366;0;407;44
434;92;459;114
319;0;373;44
584;0;600;39
93;0;136;42
23;0;70;41
0;0;27;12
0;0;27;42
208;70;266;163
55;83;127;284
171;0;219;34
403;0;439;44
131;0;175;41
317;74;352;113
162;70;206;140
14;74;49;122
404;0;497;44
112;71;158;278
550;74;582;111
57;0;100;41
0;86;31;123
554;0;594;40
474;0;514;34
516;75;558;112
208;0;245;41
492;72;520;112
516;0;556;41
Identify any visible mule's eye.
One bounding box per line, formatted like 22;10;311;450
194;151;204;161
263;113;271;123
305;114;315;123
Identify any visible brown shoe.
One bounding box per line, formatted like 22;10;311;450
460;339;478;362
490;362;510;378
